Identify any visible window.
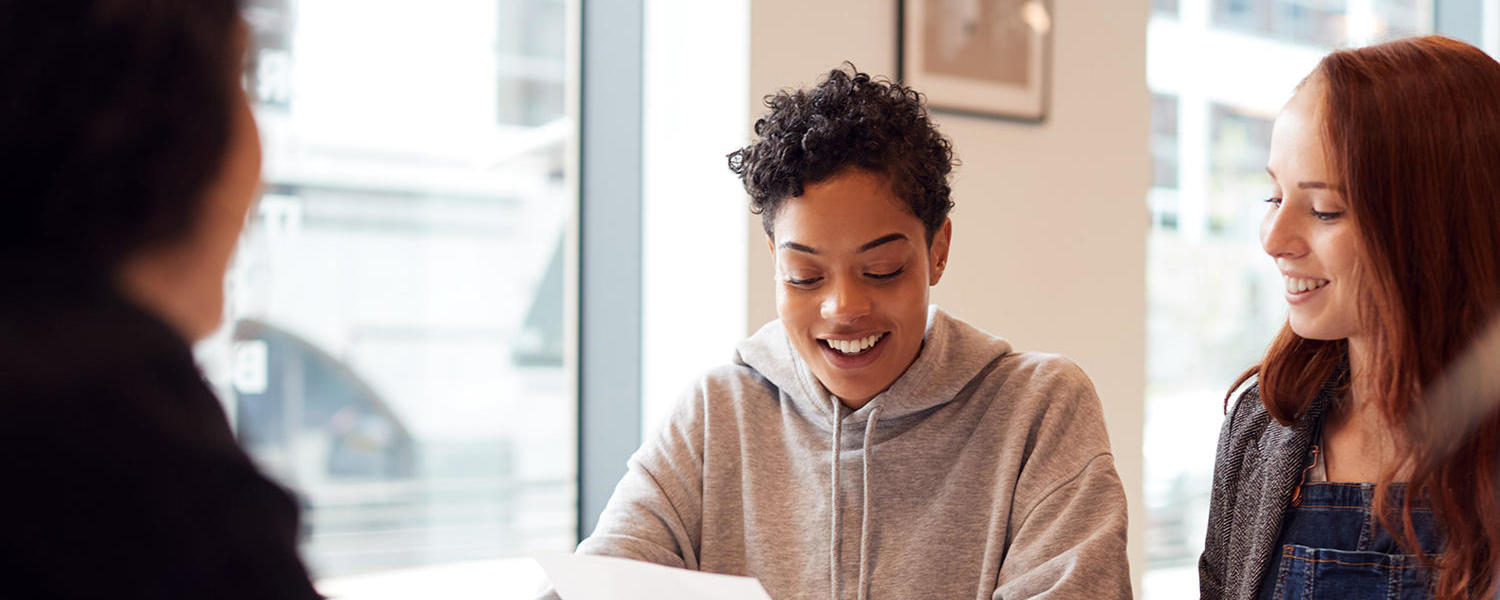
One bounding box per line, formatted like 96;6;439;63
1274;0;1348;47
1213;0;1271;33
1149;93;1181;231
1150;94;1180;193
210;0;576;581
1214;0;1347;47
1206;104;1273;237
1375;0;1435;38
1211;0;1441;46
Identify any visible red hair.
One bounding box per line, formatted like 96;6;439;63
1230;36;1500;599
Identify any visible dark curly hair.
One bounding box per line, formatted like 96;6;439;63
727;64;956;243
0;0;244;279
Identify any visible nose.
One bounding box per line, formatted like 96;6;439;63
1261;203;1307;261
820;276;873;324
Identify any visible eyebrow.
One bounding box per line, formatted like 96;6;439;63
858;233;908;252
777;233;909;255
1266;168;1336;191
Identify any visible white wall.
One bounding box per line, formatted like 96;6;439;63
746;0;1150;593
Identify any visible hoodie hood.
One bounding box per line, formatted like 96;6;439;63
733;305;1013;426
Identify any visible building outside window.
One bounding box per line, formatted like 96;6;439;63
1148;93;1181;232
201;0;576;585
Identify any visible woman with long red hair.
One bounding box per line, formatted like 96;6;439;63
1199;36;1500;600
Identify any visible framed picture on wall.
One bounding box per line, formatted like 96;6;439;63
898;0;1053;122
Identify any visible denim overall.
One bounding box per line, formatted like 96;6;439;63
1256;437;1444;600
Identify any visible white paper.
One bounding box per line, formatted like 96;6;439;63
532;552;773;600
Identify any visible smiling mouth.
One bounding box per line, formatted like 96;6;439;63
1285;276;1330;294
821;332;887;356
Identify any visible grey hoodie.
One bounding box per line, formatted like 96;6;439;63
565;307;1129;599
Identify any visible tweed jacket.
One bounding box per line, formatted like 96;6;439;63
1198;380;1337;600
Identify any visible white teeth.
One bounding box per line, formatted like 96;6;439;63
1284;276;1329;294
824;333;885;356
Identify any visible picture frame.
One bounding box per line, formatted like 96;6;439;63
898;0;1053;123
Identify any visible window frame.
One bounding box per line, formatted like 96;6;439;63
577;0;645;542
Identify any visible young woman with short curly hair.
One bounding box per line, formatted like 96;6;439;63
542;65;1131;600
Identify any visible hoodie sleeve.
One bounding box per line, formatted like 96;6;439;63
993;358;1131;600
574;384;708;568
531;387;708;600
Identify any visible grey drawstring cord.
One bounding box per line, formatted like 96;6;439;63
829;397;881;600
829;400;844;600
857;405;881;600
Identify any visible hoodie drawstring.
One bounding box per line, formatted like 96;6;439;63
829;402;844;600
856;405;881;600
829;401;882;600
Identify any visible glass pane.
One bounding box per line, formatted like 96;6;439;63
1374;0;1432;39
213;0;575;579
1213;0;1348;47
1272;0;1347;47
1150;94;1180;192
1206;105;1274;238
1214;0;1275;35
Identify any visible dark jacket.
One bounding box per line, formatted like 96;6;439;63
0;283;321;599
1198;381;1335;600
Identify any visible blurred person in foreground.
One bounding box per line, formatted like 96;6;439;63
0;1;321;598
1200;36;1500;600
541;65;1130;600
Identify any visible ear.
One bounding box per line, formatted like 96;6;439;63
928;218;952;286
